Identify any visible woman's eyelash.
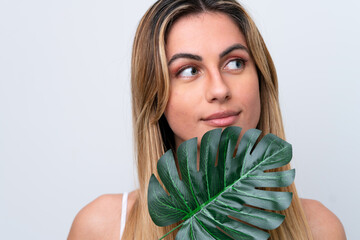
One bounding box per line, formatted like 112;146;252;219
176;65;198;77
224;58;247;69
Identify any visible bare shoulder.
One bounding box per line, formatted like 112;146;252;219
68;191;138;240
300;198;346;240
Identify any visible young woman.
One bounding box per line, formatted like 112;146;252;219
68;0;346;239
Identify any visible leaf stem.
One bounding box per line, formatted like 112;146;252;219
159;222;185;240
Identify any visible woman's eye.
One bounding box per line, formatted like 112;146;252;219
224;59;245;71
177;66;198;77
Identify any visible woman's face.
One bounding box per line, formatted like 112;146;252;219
164;12;261;148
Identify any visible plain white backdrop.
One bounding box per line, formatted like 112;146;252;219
0;0;359;239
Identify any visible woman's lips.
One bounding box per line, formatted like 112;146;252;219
201;111;240;127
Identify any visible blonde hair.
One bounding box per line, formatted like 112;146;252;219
123;0;313;239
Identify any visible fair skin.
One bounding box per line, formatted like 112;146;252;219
68;12;346;240
164;11;260;148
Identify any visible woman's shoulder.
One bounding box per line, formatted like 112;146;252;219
68;190;138;240
300;198;346;239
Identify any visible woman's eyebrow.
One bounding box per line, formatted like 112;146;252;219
168;53;202;66
219;43;249;58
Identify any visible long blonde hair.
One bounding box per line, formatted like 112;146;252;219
124;0;313;239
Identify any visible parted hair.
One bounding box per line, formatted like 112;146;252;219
123;0;313;239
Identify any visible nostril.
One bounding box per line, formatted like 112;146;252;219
209;92;231;103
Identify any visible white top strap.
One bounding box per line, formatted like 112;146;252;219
120;192;128;239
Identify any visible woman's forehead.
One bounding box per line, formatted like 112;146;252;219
165;12;248;59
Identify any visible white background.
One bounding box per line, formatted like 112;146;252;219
0;0;359;239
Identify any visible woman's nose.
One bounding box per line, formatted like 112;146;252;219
205;69;231;103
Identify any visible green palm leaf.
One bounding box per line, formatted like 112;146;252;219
148;127;295;240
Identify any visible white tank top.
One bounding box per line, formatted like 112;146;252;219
120;192;128;239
